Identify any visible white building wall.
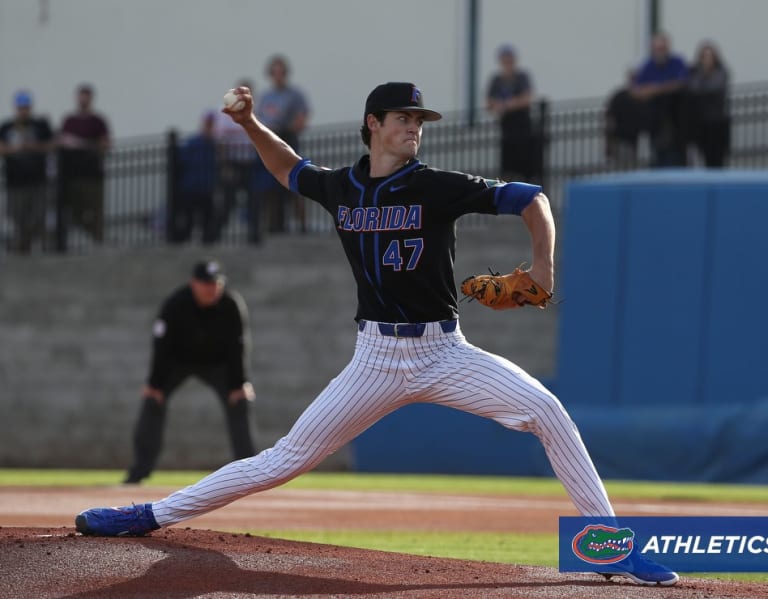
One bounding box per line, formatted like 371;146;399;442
0;0;765;139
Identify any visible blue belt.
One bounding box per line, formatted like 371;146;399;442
358;319;458;338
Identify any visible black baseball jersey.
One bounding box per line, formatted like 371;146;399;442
148;285;249;390
290;155;541;323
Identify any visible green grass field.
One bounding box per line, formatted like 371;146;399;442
2;469;767;582
4;469;768;502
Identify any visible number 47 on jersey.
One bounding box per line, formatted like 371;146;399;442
382;238;424;271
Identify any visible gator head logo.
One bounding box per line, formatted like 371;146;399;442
572;525;634;564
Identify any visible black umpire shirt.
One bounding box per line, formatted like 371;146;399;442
290;155;542;323
148;285;249;390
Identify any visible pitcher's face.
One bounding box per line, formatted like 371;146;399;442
371;111;423;161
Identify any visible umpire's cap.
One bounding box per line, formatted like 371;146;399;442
364;82;442;121
192;259;226;284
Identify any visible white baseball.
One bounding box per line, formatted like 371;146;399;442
223;90;245;112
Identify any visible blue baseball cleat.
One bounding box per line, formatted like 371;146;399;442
598;553;679;586
75;503;160;537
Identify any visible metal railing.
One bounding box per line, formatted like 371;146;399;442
1;82;767;255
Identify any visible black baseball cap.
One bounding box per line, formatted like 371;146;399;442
364;82;442;122
192;259;226;283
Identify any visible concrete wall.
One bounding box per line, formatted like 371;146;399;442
0;214;559;471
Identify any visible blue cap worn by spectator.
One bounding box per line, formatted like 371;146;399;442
14;90;32;108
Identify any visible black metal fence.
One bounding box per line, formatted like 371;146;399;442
2;81;767;255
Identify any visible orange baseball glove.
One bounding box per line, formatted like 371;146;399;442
460;267;553;310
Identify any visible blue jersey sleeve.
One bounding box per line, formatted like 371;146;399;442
289;158;328;206
289;158;345;213
288;158;311;194
494;181;541;214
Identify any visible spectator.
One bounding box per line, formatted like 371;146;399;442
604;69;650;169
171;111;219;244
485;44;540;182
0;90;53;253
632;32;688;167
214;78;261;243
57;83;111;248
124;259;257;485
684;41;730;168
255;54;310;235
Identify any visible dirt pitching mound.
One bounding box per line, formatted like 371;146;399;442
0;527;760;598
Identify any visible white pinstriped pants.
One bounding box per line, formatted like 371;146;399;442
152;321;614;525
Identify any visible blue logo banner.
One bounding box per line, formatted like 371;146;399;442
560;517;768;572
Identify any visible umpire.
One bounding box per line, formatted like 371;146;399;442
124;259;256;484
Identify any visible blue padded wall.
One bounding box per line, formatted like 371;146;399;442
616;183;711;406
557;185;627;406
559;170;768;410
700;182;768;404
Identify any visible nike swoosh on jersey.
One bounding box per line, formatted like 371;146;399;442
390;184;407;192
